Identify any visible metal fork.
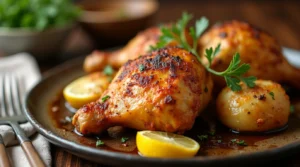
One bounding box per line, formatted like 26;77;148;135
0;74;45;167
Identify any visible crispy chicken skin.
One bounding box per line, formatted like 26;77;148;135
73;47;213;135
83;27;161;73
83;26;192;73
199;20;300;89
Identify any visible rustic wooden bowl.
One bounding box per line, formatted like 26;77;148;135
77;0;159;48
0;24;75;60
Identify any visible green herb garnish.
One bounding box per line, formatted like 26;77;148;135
139;64;145;71
101;95;110;102
231;139;237;143
269;92;275;100
290;105;295;113
231;139;247;146
0;0;81;30
217;140;222;143
151;12;256;91
197;135;208;141
208;131;216;136
236;140;247;146
104;65;114;76
121;137;129;143
96;139;105;147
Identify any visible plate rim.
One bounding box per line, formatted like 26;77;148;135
23;56;300;166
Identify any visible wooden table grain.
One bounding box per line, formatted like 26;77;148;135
49;0;300;166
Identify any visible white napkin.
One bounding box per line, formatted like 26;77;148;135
0;53;51;167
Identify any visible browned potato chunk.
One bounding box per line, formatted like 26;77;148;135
216;80;290;132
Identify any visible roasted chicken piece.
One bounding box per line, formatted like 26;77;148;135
199;20;300;89
73;47;213;135
83;26;192;73
83;27;161;73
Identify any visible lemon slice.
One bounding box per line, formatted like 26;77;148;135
63;72;112;109
136;131;200;158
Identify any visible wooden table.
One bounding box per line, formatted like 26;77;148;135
48;0;300;166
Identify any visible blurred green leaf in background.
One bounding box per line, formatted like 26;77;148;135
0;0;81;30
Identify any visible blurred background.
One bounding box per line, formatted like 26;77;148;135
68;0;300;55
0;0;300;68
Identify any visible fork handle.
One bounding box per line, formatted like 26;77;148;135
0;143;10;167
9;122;45;167
21;141;45;167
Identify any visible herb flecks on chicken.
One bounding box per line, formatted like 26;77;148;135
72;47;213;135
151;12;256;91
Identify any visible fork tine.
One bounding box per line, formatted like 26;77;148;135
9;75;22;116
6;74;14;117
8;75;16;116
0;74;45;166
15;76;24;115
0;75;3;117
1;74;9;117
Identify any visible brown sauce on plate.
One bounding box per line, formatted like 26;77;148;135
48;90;300;156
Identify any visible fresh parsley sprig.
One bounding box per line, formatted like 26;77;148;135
151;12;256;91
121;137;129;143
206;50;257;91
96;139;105;147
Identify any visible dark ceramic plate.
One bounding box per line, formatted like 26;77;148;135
24;54;300;167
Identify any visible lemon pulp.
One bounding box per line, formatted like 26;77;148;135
136;131;200;158
63;72;111;108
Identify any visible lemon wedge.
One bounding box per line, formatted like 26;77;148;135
136;131;200;158
63;72;112;109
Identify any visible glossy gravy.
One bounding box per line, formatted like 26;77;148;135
49;89;300;156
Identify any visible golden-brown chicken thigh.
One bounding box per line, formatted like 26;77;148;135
199;20;300;89
73;47;213;135
83;27;161;73
83;26;193;73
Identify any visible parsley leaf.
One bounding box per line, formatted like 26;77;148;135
241;76;257;88
269;92;275;100
208;131;216;136
213;44;221;57
197;135;208;141
0;0;80;30
205;47;213;65
236;140;247;146
101;95;110;102
151;12;256;91
139;64;145;71
290;105;295;113
231;139;247;146
195;17;209;38
96;139;105;147
225;76;241;91
121;137;129;143
231;139;237;143
104;65;114;76
205;44;221;66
